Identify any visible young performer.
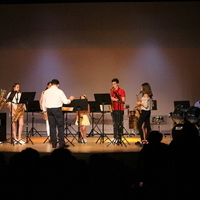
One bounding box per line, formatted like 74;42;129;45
136;82;153;145
39;81;52;137
110;78;126;142
75;95;90;143
6;83;25;144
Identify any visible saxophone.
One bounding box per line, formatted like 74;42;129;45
0;89;7;111
135;91;142;118
12;103;25;122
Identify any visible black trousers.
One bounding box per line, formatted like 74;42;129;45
47;107;65;147
137;110;151;141
111;110;124;138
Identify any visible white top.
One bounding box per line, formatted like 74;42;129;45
7;92;21;104
194;101;200;108
42;85;71;111
141;97;153;111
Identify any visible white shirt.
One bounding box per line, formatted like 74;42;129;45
194;101;200;108
141;97;153;111
42;85;71;111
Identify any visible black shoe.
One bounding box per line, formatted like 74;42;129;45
59;144;69;148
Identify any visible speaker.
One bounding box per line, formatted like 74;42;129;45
0;113;6;141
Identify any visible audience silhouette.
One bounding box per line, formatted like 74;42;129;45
0;121;199;200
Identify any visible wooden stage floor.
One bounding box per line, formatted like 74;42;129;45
0;134;172;167
0;134;172;153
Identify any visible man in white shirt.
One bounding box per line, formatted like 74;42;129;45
42;79;74;148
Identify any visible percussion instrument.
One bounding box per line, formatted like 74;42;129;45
152;116;164;123
186;106;200;124
61;107;73;112
171;105;188;124
129;110;138;129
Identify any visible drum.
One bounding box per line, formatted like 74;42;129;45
186;106;200;123
152;116;164;123
134;108;141;118
129;115;138;129
171;122;199;140
171;105;187;124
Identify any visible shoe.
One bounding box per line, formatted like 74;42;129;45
13;139;18;144
81;139;87;143
108;138;116;144
0;141;2;145
59;144;69;148
19;139;26;144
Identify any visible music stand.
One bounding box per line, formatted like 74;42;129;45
6;91;17;145
27;100;42;137
19;92;36;144
87;101;102;137
69;99;88;143
62;104;76;146
94;93;112;144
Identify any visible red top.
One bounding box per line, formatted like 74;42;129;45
110;88;126;111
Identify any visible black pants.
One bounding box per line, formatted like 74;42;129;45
111;110;124;138
47;107;65;147
137;110;151;141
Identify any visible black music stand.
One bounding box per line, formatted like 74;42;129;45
27;100;42;137
94;93;112;144
69;99;88;144
62;104;76;146
87;101;102;137
6;91;17;145
19;92;36;144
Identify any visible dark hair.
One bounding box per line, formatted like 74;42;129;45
51;79;60;85
11;83;20;92
111;78;119;83
141;82;153;98
45;81;52;90
147;131;163;143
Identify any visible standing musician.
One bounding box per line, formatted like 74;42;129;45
42;79;74;148
110;78;126;143
39;81;52;138
75;95;90;143
6;83;26;144
136;82;153;145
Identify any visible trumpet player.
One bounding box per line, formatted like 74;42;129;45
6;83;25;144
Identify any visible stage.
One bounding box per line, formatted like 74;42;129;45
0;134;172;168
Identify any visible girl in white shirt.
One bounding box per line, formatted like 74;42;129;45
136;83;153;145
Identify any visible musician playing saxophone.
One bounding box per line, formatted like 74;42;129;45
136;82;153;145
6;83;25;144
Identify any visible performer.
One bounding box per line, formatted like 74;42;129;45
42;79;74;148
6;83;25;144
39;81;52;137
136;82;153;145
75;95;90;143
194;100;200;108
110;78;126;142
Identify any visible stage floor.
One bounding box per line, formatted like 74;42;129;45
0;134;172;153
0;134;172;168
